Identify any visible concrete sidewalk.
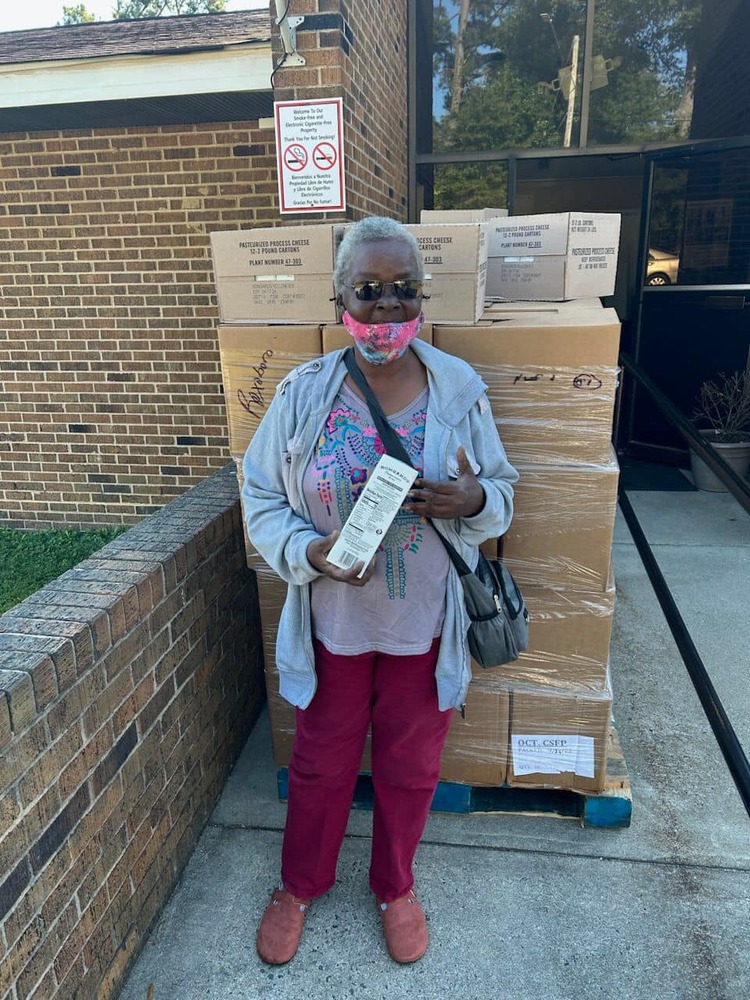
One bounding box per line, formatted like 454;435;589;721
119;485;750;1000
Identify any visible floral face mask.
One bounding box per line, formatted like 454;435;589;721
341;310;425;365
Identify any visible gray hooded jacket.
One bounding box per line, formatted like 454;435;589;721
241;340;518;712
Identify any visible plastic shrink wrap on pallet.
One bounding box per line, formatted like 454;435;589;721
499;453;619;592
433;307;621;468
504;673;613;794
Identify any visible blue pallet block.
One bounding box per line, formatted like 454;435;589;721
276;767;289;801
581;788;633;829
430;781;473;813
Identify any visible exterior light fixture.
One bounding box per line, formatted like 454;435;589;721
274;0;306;67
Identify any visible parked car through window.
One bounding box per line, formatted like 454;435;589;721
646;248;680;285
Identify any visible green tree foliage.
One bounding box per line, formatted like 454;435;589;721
60;4;98;23
433;0;702;152
432;62;561;206
59;0;226;23
433;162;510;212
113;0;226;15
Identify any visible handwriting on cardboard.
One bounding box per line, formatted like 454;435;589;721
510;371;604;390
237;349;274;419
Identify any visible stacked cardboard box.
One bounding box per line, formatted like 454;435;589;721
211;215;622;324
420;208;508;223
212;217;622;797
434;304;621;793
211;225;339;324
435;308;620;467
335;220;491;324
405;223;489;323
212;222;490;326
485;212;622;301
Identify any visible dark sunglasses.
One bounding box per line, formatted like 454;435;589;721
349;279;424;301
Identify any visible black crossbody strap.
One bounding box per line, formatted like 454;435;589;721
343;348;413;465
342;347;473;578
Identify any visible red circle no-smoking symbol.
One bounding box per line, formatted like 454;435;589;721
283;144;308;172
312;142;337;170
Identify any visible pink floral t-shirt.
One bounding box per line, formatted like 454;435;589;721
303;381;449;656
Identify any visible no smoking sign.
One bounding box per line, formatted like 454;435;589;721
312;142;337;170
283;144;308;172
275;99;346;214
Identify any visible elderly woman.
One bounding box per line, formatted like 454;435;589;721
242;216;517;966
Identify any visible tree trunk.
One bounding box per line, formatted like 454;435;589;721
450;0;472;117
675;50;696;138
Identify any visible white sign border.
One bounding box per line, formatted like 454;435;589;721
274;97;346;215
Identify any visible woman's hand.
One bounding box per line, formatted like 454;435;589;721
307;530;376;587
402;445;485;520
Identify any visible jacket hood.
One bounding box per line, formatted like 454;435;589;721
410;340;488;427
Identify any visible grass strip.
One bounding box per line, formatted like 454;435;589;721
0;526;125;615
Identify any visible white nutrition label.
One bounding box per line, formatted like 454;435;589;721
511;734;595;778
326;455;418;578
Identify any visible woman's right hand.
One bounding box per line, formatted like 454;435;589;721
307;531;376;587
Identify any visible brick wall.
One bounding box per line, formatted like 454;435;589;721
0;465;264;1000
0;120;281;529
0;1;409;526
272;0;409;218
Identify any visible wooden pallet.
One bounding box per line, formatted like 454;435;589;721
276;726;632;830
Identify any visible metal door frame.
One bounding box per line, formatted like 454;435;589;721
625;134;750;460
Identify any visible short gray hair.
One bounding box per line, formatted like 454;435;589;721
333;216;424;294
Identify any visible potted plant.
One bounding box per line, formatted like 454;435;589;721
689;370;750;491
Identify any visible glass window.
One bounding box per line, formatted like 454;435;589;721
419;161;509;212
646;150;750;286
588;0;703;146
432;1;585;152
430;1;703;152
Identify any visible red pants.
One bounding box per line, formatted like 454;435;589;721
281;637;452;903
